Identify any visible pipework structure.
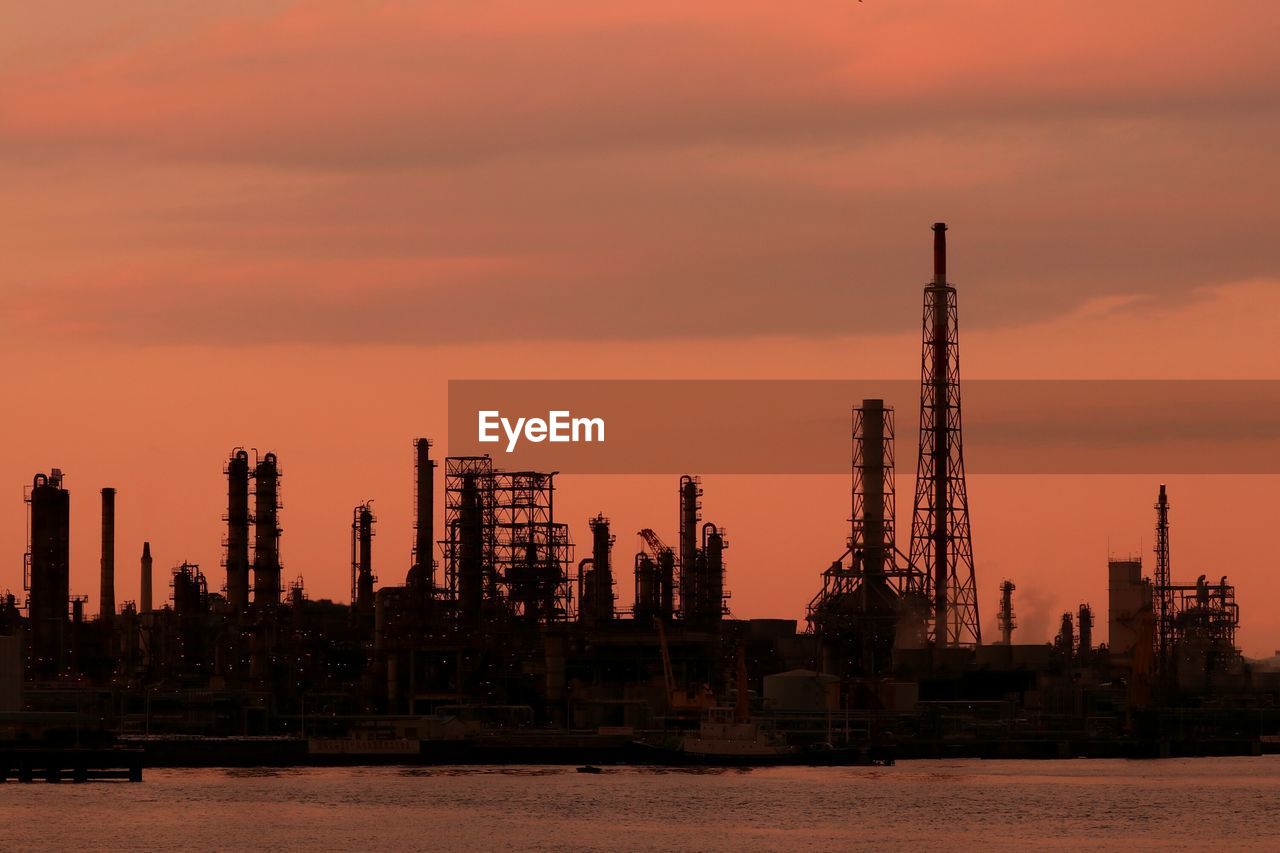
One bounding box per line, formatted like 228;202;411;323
909;222;981;647
1148;484;1240;683
495;469;573;624
442;456;574;629
4;223;1272;743
168;562;211;681
171;562;210;615
444;457;492;630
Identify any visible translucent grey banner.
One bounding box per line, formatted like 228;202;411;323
446;380;1280;474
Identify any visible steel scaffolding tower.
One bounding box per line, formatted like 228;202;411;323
807;400;923;675
443;456;496;627
442;456;573;626
493;469;573;623
808;400;922;608
909;222;981;646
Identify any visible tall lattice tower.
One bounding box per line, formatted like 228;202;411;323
909;222;981;646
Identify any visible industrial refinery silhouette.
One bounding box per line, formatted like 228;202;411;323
0;225;1265;776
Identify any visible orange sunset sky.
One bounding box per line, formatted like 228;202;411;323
2;2;1279;654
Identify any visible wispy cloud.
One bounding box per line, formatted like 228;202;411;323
1;1;1277;345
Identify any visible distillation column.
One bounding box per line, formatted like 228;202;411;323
582;515;615;623
253;453;283;609
701;523;725;623
408;438;435;596
1078;603;1093;658
100;487;116;625
225;450;252;614
998;580;1016;645
28;470;71;672
678;475;701;620
352;502;376;628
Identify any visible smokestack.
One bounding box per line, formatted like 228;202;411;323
857;399;890;577
100;487;116;623
931;224;950;644
411;438;435;592
932;222;947;284
140;541;153;613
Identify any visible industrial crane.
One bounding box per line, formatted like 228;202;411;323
637;528;671;563
652;616;713;714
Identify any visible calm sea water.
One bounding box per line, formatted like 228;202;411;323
4;759;1279;851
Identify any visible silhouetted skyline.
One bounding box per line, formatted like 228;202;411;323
3;2;1280;656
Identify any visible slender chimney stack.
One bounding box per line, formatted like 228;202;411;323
140;541;153;613
933;221;947;284
930;223;948;642
411;438;435;592
856;399;891;577
100;487;116;623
